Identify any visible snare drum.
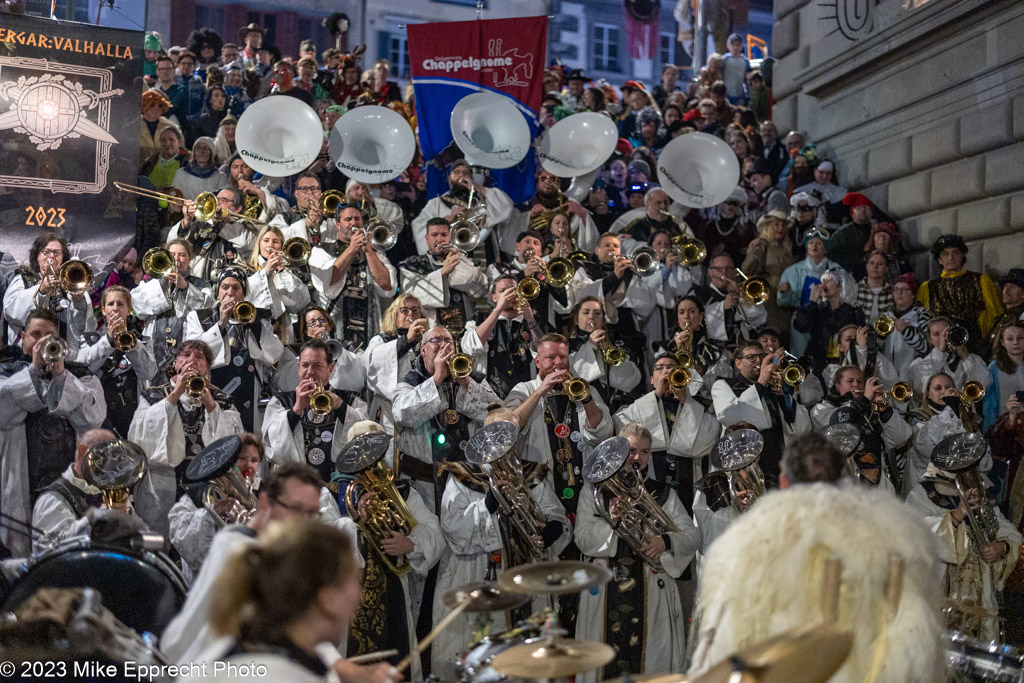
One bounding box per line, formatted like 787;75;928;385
457;622;542;683
0;539;187;636
945;631;1024;682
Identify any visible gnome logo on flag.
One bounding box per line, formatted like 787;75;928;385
624;0;662;60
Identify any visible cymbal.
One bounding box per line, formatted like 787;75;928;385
490;637;615;678
498;560;613;596
442;581;530;613
691;623;852;683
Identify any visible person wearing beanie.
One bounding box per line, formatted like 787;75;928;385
916;234;1003;355
172;136;230;201
143;31;163;82
827;192;876;280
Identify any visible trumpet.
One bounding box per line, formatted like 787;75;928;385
561;372;591;402
960;380;985;404
873;381;914;411
614;246;659;276
447;350;474;378
948;324;970;348
674;237;707;266
668;366;691;390
589;322;625;366
41;336;68;372
280;237;312;266
362;219;399;251
142;247;177;307
181;373;210;398
109;316;137;352
873;315;895;337
233;301;256;324
310;381;334;415
515;277;540;308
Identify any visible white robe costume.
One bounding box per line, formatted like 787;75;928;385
909;347;990;396
364;333;419;434
31;465;100;555
131;275;216;347
431;472;571;682
3;273;95;355
76;330;159;388
399;255;488;329
575;482;699;682
167;494;218;581
168;219;256;278
614;390;721;488
711;378;812;440
570;339;643;397
565;266;658;338
247;266;311;320
261;394;368;470
127;394;243;539
0;365;105;557
504;378;614;466
307;247;398;352
910;406;994;499
502;204;599;257
702;283;767;343
412;186;515;255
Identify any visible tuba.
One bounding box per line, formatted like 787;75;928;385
329;106;416;184
657;132;741;208
465;421;547;564
710;430;766;513
82;439;148;515
338;432;418;576
236;96;324;177
450;92;532;169
585;436;679;571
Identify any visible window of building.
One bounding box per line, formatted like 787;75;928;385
593;24;621;72
195;5;225;37
660;32;677;67
377;32;411;79
50;0;88;23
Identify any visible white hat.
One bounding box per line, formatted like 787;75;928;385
790;191;820;208
726;186;747;204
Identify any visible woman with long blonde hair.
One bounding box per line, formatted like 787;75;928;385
364;293;428;434
246;224;310;341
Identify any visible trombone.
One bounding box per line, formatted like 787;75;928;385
36;259;94;310
142;247;177;307
280;237;312;267
113;183;267;226
734;268;770;305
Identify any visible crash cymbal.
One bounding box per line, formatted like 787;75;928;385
442;581;530;613
606;675;689;683
497;560;613;596
490;637;615;678
692;623;852;683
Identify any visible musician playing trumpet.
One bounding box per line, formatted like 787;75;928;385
488;229;569;328
909;316;990;397
270;172;338;249
411;159;513;255
77;286;159;438
569;297;643;412
4;233;95;355
695;253;766;345
575;424;700;682
263;340;368;484
128;340;242;540
505;169;598;256
168;187;255;280
245;225;311;328
0;309;106;557
614;354;720;509
365;296;429;435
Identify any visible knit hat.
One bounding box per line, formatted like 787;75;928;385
144;32;162;52
218;267;249;296
842;192;872;208
219;114;238;127
895;273;920;295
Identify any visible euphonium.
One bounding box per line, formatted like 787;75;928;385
319;189;345;216
182;373;209;398
515;277;540;308
952;463;1000;551
310;381;334;415
593;464;679;571
562;372;591;402
735;268;770;305
202;467;258;527
343;460;418;575
668;366;691;390
485;449;548;563
233;300;256;324
873;315;895;337
282;237;311;266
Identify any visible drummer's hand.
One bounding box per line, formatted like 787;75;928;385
979;541;1006;564
641;534;666;561
381;531;415;557
333;660;402;683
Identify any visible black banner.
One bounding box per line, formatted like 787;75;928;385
0;13;142;271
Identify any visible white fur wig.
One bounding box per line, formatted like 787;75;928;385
689;484;946;683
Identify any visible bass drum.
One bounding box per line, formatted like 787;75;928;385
945;631;1024;682
458;622;542;683
0;539;187;636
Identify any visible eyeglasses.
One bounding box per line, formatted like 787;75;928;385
156;66;174;72
306;318;329;327
272;496;320;519
295;185;320;193
399;307;422;316
423;337;452;346
738;353;767;361
40;249;62;257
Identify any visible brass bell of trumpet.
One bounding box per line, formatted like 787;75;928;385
110;317;137;352
141;247;175;278
515;277;541;307
320;189;346;216
182;373;210;398
58;259;94;295
562;373;591;402
546;257;575;288
668;366;691;389
890;381;913;402
960;380;985;404
616;246;659;276
41;337;68;368
364;219;399;251
448;352;474;378
735;268;770;305
873;315;895;337
451;222;482;253
675;238;707;266
310;382;334;415
948;324;970;348
675;350;694;369
282;237;311;266
233;301;256;324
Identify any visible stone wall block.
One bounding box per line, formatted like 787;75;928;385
955;197;1010;242
929;156;985;208
866;138;912;184
772;11;800;60
960;100;1013;157
900;208;956;252
911;121;960;171
984;143;1024;196
887;172;931;218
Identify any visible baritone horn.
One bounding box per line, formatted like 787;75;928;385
203;466;258;527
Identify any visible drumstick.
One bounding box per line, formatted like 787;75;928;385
313;644;400;667
396;599;470;673
348;650;399;664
